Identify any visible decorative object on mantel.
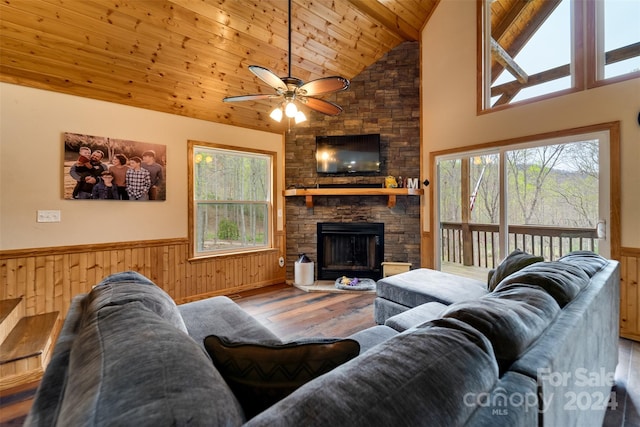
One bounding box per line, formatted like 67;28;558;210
222;0;349;129
406;178;420;189
384;176;398;188
397;176;404;188
335;276;376;291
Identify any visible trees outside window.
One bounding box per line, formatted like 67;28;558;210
436;126;614;269
189;142;273;258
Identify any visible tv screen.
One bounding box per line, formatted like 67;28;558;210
316;134;381;174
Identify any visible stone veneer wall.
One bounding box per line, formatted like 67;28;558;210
284;41;421;281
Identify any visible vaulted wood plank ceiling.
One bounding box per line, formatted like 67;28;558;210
0;0;548;133
0;0;436;133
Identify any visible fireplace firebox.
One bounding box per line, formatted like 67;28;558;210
317;222;384;280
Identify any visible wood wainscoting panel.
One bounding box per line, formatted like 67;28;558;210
621;247;640;342
0;236;287;319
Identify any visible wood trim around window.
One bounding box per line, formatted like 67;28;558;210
187;140;277;260
428;121;621;265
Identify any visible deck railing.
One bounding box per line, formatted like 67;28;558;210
440;222;599;269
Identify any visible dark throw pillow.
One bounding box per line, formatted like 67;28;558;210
488;250;544;291
204;335;360;418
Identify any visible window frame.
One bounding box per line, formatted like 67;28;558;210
187;140;276;260
431;121;621;269
478;0;640;113
586;0;640;89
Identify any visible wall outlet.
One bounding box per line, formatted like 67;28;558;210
37;210;61;223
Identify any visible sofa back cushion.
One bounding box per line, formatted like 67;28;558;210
204;335;360;418
558;250;608;277
441;287;560;372
493;261;591;307
245;318;499;427
58;300;245;426
82;271;188;333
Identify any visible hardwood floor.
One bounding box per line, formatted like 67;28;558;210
604;338;640;427
230;283;377;340
1;284;637;426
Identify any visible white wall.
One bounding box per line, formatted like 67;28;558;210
421;0;640;247
0;83;284;250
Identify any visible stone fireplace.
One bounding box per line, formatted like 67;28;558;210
317;222;384;280
283;41;421;282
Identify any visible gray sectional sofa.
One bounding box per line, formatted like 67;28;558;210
26;251;619;426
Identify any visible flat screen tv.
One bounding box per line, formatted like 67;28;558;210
316;134;381;174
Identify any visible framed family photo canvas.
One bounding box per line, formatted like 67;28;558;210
63;132;167;201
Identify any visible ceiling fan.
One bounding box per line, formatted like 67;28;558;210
222;0;350;124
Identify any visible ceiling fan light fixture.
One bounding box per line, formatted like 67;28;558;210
294;110;307;124
284;101;298;118
222;0;349;126
270;107;283;122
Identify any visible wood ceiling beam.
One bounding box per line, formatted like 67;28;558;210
345;0;420;41
492;0;528;40
491;42;640;103
606;42;640;65
491;63;570;104
490;38;528;84
491;0;561;83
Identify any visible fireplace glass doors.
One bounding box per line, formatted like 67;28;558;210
317;222;384;280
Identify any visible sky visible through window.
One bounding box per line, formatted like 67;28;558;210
604;0;640;78
492;0;639;104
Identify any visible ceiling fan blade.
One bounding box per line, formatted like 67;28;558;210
298;76;350;97
223;94;278;102
301;97;344;116
248;65;288;93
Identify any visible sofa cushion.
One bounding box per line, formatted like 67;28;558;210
59;300;244;426
347;325;398;353
204;335;360;418
245;318;499;427
488;250;544;291
84;271;188;333
441;288;560;372
179;296;280;351
376;268;488;307
493;261;591;307
374;297;414;325
384;301;448;332
558;250;608;277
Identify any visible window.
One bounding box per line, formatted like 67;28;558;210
188;141;273;258
434;122;619;273
480;0;640;110
590;0;640;83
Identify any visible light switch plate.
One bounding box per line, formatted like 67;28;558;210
37;210;61;222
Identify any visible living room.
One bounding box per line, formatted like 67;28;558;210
2;0;638;335
0;0;639;424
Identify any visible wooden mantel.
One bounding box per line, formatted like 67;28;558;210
283;187;424;208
